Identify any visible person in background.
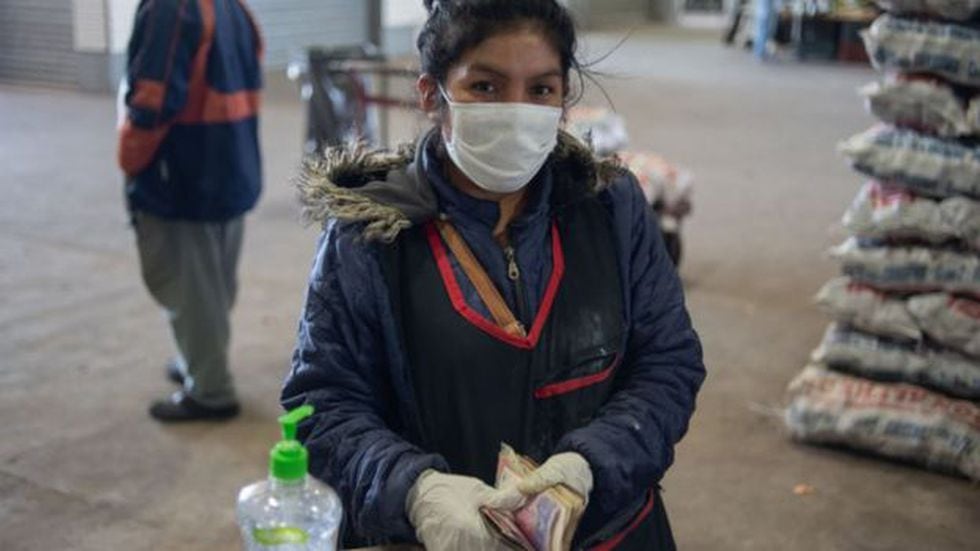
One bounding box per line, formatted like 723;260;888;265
118;0;263;422
282;0;706;548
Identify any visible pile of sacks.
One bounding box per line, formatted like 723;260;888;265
785;2;980;481
565;107;693;264
564;106;693;217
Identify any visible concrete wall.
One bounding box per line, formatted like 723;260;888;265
72;0;137;53
564;0;677;26
379;0;668;56
71;0;135;92
382;0;427;56
384;1;427;28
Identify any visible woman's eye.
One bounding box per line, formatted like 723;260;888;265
470;81;496;94
532;85;555;98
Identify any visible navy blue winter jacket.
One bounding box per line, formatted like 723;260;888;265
281;131;705;546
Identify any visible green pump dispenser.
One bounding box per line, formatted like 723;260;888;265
238;404;342;550
269;405;314;481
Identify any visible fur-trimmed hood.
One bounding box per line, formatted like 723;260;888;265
295;128;625;242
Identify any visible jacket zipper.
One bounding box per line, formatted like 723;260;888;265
503;244;531;326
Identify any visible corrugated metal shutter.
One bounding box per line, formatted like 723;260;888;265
0;0;77;86
249;0;371;69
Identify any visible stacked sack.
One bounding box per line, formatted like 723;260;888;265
785;2;980;481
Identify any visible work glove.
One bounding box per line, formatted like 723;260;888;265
491;452;594;511
406;469;518;551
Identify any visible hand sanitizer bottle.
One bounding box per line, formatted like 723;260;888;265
237;405;342;550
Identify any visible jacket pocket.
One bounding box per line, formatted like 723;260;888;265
534;352;621;399
582;489;659;551
532;346;622;438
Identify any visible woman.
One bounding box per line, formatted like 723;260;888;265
282;1;705;549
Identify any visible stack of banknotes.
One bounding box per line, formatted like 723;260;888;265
480;445;585;551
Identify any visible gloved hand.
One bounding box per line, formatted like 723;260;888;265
519;452;593;499
406;469;515;551
489;452;594;511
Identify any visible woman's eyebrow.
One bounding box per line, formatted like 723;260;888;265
468;63;509;78
531;70;563;80
468;63;562;80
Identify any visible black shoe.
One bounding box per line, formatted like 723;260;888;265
148;391;240;422
165;359;185;386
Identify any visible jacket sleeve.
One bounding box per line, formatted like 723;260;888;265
555;174;706;520
117;0;202;176
281;223;449;544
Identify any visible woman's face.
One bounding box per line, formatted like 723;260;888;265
420;25;565;112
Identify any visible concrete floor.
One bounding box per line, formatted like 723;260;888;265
1;26;977;550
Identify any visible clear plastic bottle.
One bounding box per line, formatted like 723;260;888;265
237;405;342;550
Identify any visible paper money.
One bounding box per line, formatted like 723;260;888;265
481;507;536;550
479;444;585;551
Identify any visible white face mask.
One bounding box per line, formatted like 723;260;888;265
441;89;562;194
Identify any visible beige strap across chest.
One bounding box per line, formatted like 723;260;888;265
433;219;527;338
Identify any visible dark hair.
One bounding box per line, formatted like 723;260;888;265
418;0;584;104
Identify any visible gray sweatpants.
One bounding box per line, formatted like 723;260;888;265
134;211;243;407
